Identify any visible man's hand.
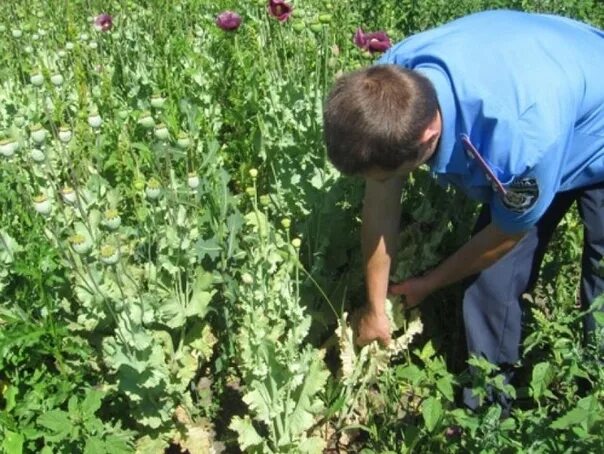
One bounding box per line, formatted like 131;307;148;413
354;307;391;347
389;276;435;309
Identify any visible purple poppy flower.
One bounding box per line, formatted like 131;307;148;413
94;13;113;32
216;11;242;31
268;0;293;22
354;27;391;53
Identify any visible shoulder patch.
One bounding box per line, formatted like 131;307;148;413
502;177;539;212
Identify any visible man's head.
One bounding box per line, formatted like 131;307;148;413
323;64;441;179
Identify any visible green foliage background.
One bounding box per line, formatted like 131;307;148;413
1;0;603;452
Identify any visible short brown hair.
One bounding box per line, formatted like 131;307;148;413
323;64;439;175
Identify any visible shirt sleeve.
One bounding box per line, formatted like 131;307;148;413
490;140;566;234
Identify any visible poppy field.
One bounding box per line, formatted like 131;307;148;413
1;1;604;453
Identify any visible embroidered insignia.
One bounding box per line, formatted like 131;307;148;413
502;177;539;212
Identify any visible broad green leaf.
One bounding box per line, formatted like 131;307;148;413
421;397;442;433
0;230;21;263
500;417;517;431
436;376;455;402
230;416;263;450
288;356;329;435
81;390;104;418
37;410;72;434
4;385;17;412
135;435;169;453
530;362;553;400
159;297;186;328
449;408;480;434
104;435;133;454
418;341;436;362
196;236;221;261
186;275;214;318
396;364;424;384
242;385;272;423
68;395;78;415
551;406;589;430
245;210;269;237
298;436;326;453
84;437;106;454
2;430;24;454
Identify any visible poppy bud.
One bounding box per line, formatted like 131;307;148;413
216;11;242;31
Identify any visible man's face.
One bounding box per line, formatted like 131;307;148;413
363;110;442;182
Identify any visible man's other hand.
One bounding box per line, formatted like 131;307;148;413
389;276;434;310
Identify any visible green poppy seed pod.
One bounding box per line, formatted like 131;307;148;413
30;148;45;162
187;172;200;189
65;41;74;50
33;194;52;215
318;14;332;24
30;72;44;86
249;168;258;179
89;41;98;50
88;113;102;129
58;126;72;143
150;94;166;108
61;186;77;204
259;195;270;206
0;138;17;158
245;187;255;197
30;125;47;144
57;50;67;58
176;132;191;149
11;29;22;38
145;179;161;200
79;33;89;41
241;272;253;285
103;209;121;230
50;73;64;86
154;124;169;140
32;33;40;41
292;238;302;249
38;28;47;37
310;23;323;34
24;46;33;54
69;234;91;255
281;218;291;229
138;112;155;129
118;110;129;120
292;22;305;33
99;244;119;265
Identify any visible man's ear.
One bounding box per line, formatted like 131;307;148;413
420;110;441;145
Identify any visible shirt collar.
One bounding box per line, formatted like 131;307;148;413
416;66;466;175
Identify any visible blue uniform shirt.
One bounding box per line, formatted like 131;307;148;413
377;10;604;233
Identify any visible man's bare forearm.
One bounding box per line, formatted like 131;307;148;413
362;177;404;314
425;222;525;291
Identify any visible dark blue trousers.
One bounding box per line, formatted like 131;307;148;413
462;181;604;410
